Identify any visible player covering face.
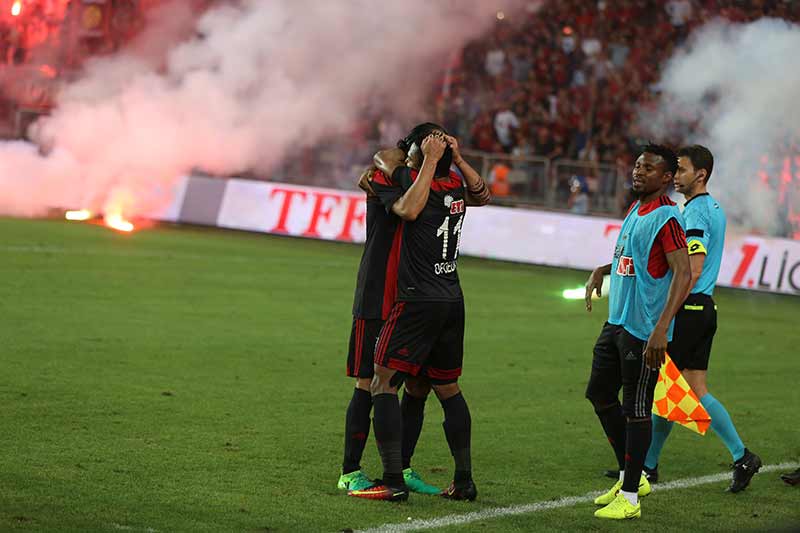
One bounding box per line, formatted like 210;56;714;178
339;165;440;496
348;123;490;502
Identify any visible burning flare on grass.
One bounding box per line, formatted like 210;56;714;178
104;212;134;233
65;206;135;232
65;209;93;221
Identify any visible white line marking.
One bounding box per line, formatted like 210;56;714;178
356;462;799;533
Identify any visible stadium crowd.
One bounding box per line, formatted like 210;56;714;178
299;0;800;238
441;0;800;158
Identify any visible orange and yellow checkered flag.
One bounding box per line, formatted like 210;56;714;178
652;354;711;435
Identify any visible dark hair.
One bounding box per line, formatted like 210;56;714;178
641;143;678;176
677;144;714;183
398;122;453;178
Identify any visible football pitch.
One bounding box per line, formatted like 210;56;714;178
1;217;798;532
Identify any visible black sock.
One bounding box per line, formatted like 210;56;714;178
595;402;626;471
440;392;472;481
342;388;372;474
400;391;427;470
373;393;404;487
622;419;652;493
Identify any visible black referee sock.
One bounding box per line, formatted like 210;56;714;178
595;402;627;472
440;392;472;481
373;393;404;488
401;391;427;470
342;388;372;474
622;418;652;493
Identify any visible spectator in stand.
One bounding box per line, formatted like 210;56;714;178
494;106;519;153
485;39;506;78
471;111;502;153
489;162;511;198
533;126;555;159
666;0;693;31
512;133;533;160
568;176;590;215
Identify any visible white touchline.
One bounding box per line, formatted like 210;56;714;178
356;462;800;533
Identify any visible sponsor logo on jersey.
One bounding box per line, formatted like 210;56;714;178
434;260;458;275
616;256;635;276
449;199;465;215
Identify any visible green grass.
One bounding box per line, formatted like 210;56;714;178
0;217;798;532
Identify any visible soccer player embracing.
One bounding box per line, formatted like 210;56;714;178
339;165;439;495
584;144;691;519
643;145;761;492
349;123;491;502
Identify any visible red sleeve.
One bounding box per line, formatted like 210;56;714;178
371;170;392;187
658;218;687;253
647;218;687;278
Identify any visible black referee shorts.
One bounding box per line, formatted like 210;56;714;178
346;317;383;378
668;293;717;371
585;322;659;419
373;300;465;384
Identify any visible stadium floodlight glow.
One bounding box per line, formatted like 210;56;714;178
562;287;585;300
11;1;21;16
65;209;93;221
104;213;134;233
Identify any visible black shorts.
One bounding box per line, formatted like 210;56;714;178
374;300;465;385
668;293;717;371
585;322;659;419
347;318;383;378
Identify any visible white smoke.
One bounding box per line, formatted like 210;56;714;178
0;0;521;218
648;18;800;237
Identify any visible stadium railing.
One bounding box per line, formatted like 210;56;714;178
552;158;625;215
460;149;624;214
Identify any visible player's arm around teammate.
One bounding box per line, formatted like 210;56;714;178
374;134;446;222
371;134;447;398
357;165;377;197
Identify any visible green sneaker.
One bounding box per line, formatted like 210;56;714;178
338;470;374;491
403;468;441;495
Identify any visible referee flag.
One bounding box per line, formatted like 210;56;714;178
652;354;711;435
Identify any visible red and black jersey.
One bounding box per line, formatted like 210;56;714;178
351;172;402;321
372;167;466;302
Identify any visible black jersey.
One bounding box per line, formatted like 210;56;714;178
351;172;402;320
373;166;465;302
